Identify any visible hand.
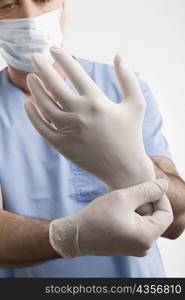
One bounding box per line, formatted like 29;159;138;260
24;48;155;192
49;179;173;258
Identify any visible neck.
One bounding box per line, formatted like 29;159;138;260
7;62;67;97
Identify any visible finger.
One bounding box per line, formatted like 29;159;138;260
126;179;169;210
50;47;101;96
24;100;58;145
32;53;77;111
28;94;52;125
114;54;145;108
27;74;69;127
144;195;173;239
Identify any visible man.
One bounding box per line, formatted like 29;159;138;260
0;0;184;278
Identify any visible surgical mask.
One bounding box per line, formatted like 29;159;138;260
0;9;63;72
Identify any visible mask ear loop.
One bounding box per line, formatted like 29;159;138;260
60;0;65;18
60;0;66;33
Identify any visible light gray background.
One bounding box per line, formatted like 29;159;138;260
0;0;185;277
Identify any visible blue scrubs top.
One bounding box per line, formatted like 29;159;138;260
0;58;171;278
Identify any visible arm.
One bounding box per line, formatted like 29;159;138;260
152;157;185;239
0;185;3;210
0;209;60;268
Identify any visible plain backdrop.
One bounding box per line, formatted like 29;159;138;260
0;0;185;277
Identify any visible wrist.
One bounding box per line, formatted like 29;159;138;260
108;155;155;191
42;222;61;259
49;215;80;259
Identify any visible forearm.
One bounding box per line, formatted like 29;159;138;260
0;210;60;268
153;159;185;201
0;186;3;210
152;157;185;239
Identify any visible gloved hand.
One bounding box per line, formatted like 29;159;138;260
24;48;155;191
49;179;173;258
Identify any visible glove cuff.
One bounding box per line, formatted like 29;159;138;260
49;215;81;259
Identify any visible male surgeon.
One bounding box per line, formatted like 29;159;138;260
0;0;184;278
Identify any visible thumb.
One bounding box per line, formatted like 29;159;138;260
143;194;173;238
127;179;168;210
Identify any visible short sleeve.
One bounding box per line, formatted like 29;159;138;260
137;73;171;159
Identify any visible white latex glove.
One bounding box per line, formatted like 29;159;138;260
24;48;155;192
49;179;173;258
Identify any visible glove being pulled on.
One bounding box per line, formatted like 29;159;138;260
25;48;155;191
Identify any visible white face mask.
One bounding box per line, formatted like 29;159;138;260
0;9;63;72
